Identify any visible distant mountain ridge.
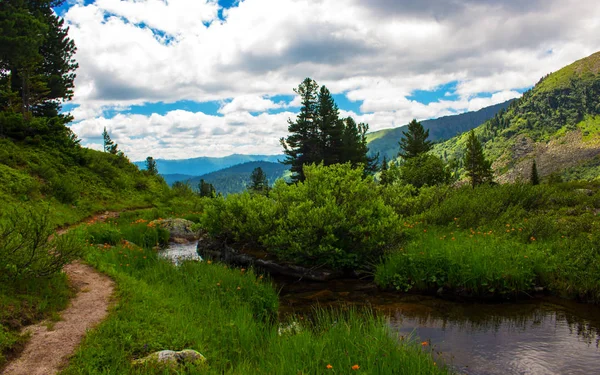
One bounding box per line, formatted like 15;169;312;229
367;100;514;160
134;154;284;176
433;51;600;182
188;161;289;195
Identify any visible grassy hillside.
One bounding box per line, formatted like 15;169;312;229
188;161;289;195
433;51;600;182
367;100;513;160
0;138;168;226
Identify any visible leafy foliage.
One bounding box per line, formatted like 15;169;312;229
203;164;402;270
399;154;451;188
0;206;83;281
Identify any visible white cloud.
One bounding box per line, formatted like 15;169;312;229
62;0;600;158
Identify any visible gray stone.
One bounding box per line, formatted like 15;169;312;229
132;349;206;369
150;218;199;242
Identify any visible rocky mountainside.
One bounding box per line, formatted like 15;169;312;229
434;51;600;182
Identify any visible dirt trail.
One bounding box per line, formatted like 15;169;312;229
2;212;119;375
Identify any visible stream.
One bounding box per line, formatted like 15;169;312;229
164;242;600;375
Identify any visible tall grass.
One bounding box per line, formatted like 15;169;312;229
375;224;600;302
61;237;446;374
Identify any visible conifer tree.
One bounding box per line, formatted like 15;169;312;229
249;167;268;194
464;130;493;188
379;156;390;185
398;119;432;159
102;127;118;154
280;78;319;182
198;179;216;198
530;159;540;185
316;86;344;165
145;156;158;175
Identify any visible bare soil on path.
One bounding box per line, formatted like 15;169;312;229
2;212;119;375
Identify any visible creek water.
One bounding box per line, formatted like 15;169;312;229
165;243;600;375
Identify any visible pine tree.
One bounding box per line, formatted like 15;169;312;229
249;167;268;194
0;0;77;116
464;130;493;188
102;127;118;154
398;119;432;159
280;78;319;182
379;156;390;185
198;179;216;198
530;159;540;185
316;86;344;165
145;156;158;175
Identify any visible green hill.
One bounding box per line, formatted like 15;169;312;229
367;100;513;160
0;137;167;226
433;51;600;182
187;161;289;195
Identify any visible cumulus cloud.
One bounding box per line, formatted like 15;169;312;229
61;0;600;159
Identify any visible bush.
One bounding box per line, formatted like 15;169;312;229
203;164;403;270
399;154;451;188
0;206;83;281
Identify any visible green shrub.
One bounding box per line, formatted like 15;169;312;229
0;206;83;281
203;164;403;270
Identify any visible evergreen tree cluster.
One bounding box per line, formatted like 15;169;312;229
280;78;376;182
0;0;78;142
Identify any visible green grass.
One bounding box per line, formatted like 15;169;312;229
375;222;600;302
59;216;446;374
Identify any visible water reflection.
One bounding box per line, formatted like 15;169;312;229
277;278;600;375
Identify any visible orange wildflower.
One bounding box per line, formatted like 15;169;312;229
326;364;333;369
351;364;360;370
421;341;429;346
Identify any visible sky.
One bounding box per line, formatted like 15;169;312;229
56;0;600;161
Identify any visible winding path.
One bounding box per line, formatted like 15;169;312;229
2;212;119;375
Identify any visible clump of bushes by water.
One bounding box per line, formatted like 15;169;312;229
202;163;403;270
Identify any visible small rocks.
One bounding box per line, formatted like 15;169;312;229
132;349;206;369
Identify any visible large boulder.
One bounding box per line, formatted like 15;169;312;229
150;218;199;243
132;349;206;370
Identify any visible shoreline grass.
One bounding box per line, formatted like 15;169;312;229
60;216;446;374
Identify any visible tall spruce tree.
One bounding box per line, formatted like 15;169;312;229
280;78;319;182
198;179;216;198
316;86;344;165
464;130;493;188
530;159;540;185
398;119;432;159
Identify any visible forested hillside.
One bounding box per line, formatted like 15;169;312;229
434;51;600;182
187;161;288;195
367;100;513;160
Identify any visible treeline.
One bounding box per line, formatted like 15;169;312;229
281;78;376;182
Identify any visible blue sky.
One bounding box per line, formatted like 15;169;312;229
56;0;600;160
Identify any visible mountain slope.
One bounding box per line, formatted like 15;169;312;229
367;100;513;160
434;51;600;182
134;154;284;176
188;161;289;195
